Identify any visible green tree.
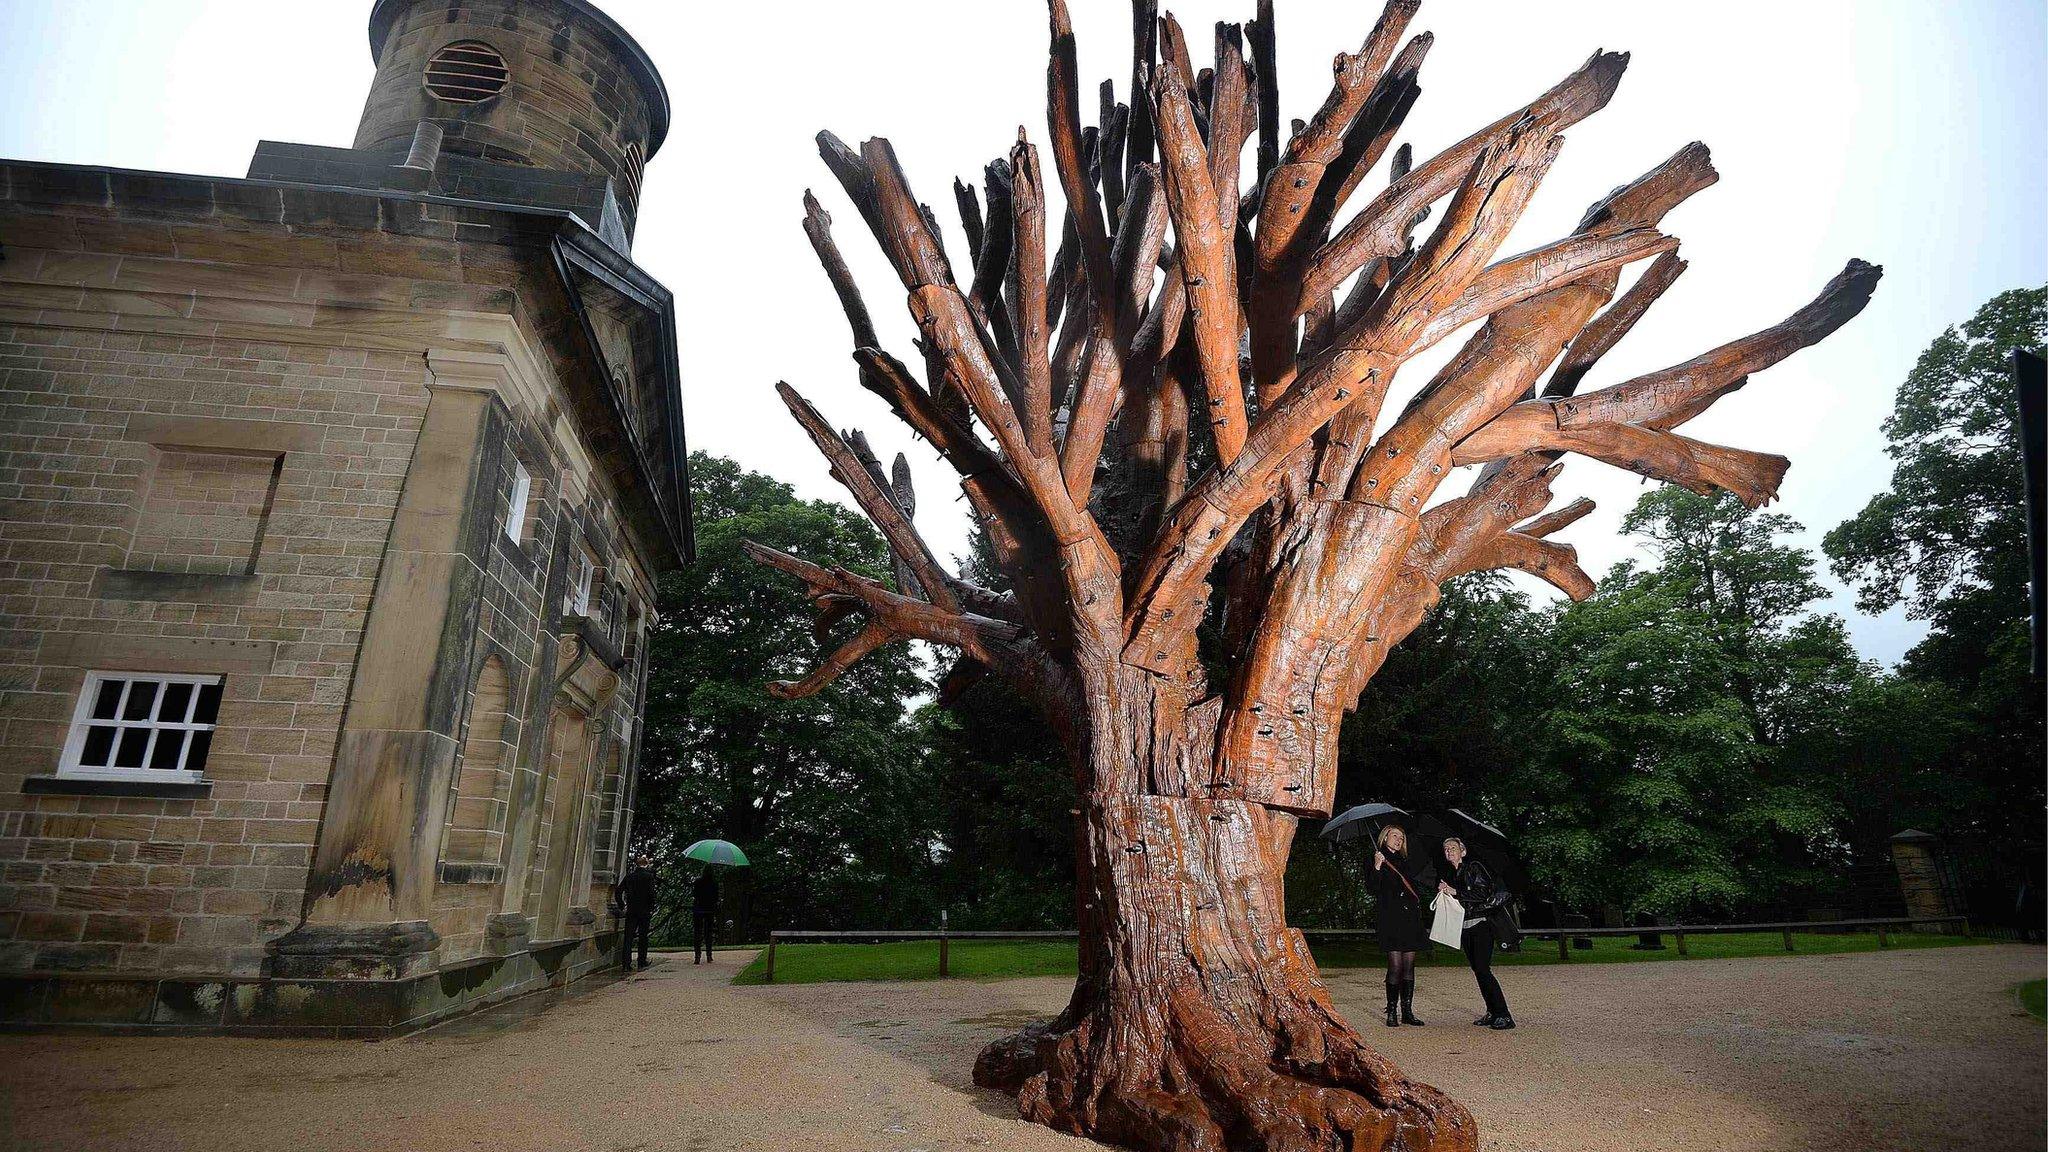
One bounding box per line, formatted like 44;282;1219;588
1513;490;1863;916
634;453;934;940
1824;286;2047;906
1825;286;2045;638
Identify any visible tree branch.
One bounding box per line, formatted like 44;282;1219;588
1010;135;1056;457
1123;126;1568;669
773;380;961;613
742;542;1021;662
1047;0;1117;325
1152;25;1246;465
1299;50;1630;312
1063;161;1167;500
1516;496;1594;538
1466;532;1595;600
768;619;896;700
1543;248;1687;399
801;191;879;350
1450;259;1884;505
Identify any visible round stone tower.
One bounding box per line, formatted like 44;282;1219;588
356;0;670;242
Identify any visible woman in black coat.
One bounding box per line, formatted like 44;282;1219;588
1439;837;1516;1029
1373;824;1435;1027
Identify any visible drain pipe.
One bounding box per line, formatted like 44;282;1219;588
399;120;445;172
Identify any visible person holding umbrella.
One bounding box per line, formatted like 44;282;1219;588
681;838;749;965
691;867;719;964
1440;836;1517;1029
1373;824;1435;1027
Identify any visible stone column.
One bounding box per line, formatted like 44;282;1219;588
271;353;509;979
1889;828;1963;925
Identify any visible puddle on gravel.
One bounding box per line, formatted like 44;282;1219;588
949;1009;1050;1030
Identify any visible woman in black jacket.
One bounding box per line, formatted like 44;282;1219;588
1373;824;1434;1027
1440;837;1516;1029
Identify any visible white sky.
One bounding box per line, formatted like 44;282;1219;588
3;1;2042;666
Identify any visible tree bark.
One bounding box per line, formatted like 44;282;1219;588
975;686;1472;1152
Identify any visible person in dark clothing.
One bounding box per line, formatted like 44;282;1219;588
614;854;659;971
691;867;720;964
1440;837;1517;1029
1373;824;1435;1027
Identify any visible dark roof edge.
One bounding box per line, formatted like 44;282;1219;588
365;0;672;158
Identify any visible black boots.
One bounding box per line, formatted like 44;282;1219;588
1385;981;1426;1026
1489;1014;1516;1030
1473;1013;1496;1026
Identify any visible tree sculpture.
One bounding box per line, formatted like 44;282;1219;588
750;2;1880;1148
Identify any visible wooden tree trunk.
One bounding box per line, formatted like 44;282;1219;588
976;688;1469;1150
749;1;1879;1147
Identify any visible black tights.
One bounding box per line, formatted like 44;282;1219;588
1384;949;1416;998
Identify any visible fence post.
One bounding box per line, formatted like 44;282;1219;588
765;934;777;984
1675;930;1687;956
1876;924;1888;949
1557;931;1569;962
938;932;950;978
1782;928;1794;952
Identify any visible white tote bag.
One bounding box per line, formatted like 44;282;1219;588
1429;892;1466;950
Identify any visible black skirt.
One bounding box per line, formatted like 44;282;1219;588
1374;854;1434;952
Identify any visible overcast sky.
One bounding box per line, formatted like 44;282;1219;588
3;1;2042;665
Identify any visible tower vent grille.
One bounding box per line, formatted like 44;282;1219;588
423;40;510;104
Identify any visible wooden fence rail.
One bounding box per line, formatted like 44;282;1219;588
758;917;1971;983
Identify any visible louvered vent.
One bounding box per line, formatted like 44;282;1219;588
622;142;645;205
423;40;509;104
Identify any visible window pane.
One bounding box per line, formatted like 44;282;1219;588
185;730;214;773
91;679;125;720
193;681;223;726
114;727;151;769
148;729;188;771
80;725;117;766
158;682;195;723
122;680;160;721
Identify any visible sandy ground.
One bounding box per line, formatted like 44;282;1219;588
0;944;2040;1152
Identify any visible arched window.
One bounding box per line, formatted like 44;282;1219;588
443;656;516;865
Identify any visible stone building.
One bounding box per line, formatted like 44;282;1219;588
0;0;691;1033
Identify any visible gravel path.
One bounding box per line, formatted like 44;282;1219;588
1;944;2040;1151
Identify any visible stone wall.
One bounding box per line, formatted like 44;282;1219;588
0;164;660;990
0;320;428;976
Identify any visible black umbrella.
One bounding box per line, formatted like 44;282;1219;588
1440;807;1527;892
1323;804;1455;867
1321;802;1405;844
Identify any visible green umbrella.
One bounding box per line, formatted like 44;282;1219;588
682;838;749;867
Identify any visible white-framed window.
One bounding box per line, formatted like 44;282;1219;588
505;462;532;543
566;546;596;617
59;671;223;783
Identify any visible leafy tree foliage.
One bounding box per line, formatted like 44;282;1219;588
633;453;936;940
1826;287;2045;629
1825;285;2046;904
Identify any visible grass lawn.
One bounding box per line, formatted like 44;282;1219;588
733;929;1993;986
2019;978;2046;1021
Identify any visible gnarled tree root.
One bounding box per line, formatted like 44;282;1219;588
975;984;1476;1152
